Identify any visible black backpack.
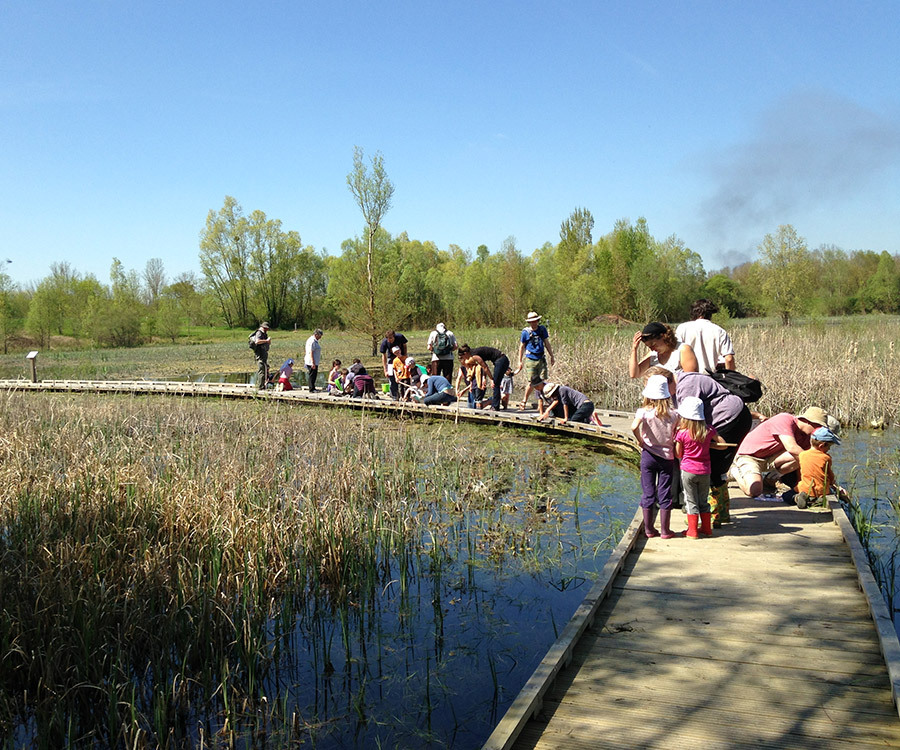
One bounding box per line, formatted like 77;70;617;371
249;330;259;350
708;369;763;403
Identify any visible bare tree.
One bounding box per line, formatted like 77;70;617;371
143;258;167;306
346;146;395;354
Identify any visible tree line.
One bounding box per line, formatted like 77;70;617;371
2;153;898;352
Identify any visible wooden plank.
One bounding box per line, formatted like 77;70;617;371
831;498;900;715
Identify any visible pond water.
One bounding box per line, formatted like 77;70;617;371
838;428;900;634
260;441;640;748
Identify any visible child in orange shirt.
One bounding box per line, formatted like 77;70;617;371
392;350;411;399
795;427;841;509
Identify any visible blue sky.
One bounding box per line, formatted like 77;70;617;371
2;1;898;287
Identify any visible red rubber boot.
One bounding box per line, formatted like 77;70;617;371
699;512;713;537
684;514;700;539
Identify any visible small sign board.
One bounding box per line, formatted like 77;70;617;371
26;351;38;360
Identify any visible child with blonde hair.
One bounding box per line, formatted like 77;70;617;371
675;396;726;538
631;374;679;538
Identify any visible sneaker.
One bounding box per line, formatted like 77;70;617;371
781;489;797;505
795;492;809;509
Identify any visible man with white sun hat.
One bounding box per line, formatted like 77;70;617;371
514;311;555;409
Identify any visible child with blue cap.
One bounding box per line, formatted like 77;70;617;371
795;426;843;509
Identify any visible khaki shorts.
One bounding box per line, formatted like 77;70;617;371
730;453;775;485
523;356;547;383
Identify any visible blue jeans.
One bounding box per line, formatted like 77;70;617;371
424;391;454;406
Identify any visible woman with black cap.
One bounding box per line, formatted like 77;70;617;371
629;322;698;380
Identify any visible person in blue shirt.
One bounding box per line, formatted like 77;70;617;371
418;372;456;406
514;311;554;409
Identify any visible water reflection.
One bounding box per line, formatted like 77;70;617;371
839;429;900;633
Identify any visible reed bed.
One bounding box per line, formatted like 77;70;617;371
0;392;625;748
553;317;900;427
1;318;895;426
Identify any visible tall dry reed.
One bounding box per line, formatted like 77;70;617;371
552;318;899;427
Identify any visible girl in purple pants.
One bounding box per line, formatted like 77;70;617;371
631;374;679;538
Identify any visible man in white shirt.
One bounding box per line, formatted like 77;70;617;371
304;328;324;392
675;299;735;375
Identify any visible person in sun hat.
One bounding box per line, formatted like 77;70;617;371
515;312;555;409
249;321;272;390
794;426;845;509
531;377;594;425
730;406;829;499
427;322;458;380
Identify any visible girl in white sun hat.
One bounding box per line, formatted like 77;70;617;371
675;396;727;538
631;374;679;539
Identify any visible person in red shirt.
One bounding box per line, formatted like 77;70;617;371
730;407;828;498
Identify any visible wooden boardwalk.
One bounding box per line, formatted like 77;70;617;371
487;490;900;749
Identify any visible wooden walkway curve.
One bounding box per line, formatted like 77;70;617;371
3;378;898;748
485;491;900;749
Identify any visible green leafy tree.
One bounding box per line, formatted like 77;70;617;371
346;147;395;354
199;196;253;328
327;229;410;349
859;251;900;313
758;224;813;325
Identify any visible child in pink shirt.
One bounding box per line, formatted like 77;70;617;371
675;396;726;538
631;374;679;539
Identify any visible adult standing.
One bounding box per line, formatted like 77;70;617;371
304;328;324;392
458;344;510;410
629;322;698;380
379;329;409;400
676;371;753;526
427;322;457;380
249;321;271;390
515;312;554;408
731;407;829;499
675;299;736;374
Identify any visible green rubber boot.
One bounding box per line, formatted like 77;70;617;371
710;483;731;527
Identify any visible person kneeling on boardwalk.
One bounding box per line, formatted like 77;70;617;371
276;359;295;391
632;374;679;539
676;397;727;538
795;427;846;509
531;378;595;424
417;371;456;406
730;407;828;499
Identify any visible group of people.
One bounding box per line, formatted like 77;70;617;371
629;299;844;540
250;298;844;536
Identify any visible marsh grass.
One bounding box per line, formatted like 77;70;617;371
551;316;900;426
0;392;628;747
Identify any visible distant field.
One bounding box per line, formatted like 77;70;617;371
1;316;897;426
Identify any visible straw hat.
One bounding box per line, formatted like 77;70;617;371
526;311;542;322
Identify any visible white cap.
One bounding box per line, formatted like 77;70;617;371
405;356;415;366
436;322;447;333
677;396;705;422
642;374;670;400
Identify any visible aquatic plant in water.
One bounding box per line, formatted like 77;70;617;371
0;392;636;748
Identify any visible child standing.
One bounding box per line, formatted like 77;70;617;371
675;396;725;538
631;374;679;539
796;427;842;508
392;349;411;398
500;368;514;409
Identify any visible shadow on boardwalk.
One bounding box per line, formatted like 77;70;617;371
512;494;900;749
